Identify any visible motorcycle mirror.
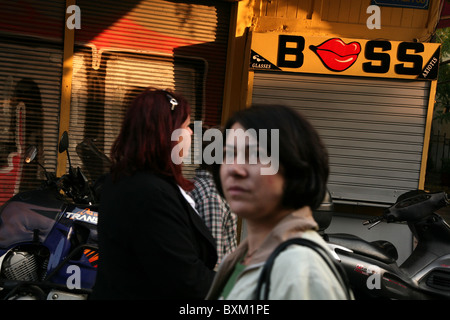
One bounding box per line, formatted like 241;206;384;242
24;145;50;180
59;130;73;172
59;131;69;154
24;145;38;163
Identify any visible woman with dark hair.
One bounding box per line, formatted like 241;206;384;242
207;104;350;300
91;88;217;299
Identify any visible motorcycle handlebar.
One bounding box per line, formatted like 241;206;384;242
27;132;106;205
56;167;96;205
364;191;449;228
386;191;449;222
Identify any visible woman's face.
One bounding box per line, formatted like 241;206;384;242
172;115;193;163
179;115;193;151
220;122;286;222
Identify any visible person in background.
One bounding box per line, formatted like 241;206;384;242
91;88;217;300
207;104;351;300
189;126;237;266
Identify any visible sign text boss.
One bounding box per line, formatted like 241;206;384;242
278;35;426;76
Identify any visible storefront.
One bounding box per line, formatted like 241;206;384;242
0;0;445;210
0;0;234;204
248;33;441;205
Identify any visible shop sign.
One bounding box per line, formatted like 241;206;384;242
250;33;440;80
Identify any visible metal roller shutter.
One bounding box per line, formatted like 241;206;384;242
0;1;64;205
70;0;231;181
251;71;430;205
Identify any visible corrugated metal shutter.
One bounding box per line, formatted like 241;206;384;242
251;71;430;205
0;1;64;205
69;0;230;181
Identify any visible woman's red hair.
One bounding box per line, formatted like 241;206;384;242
110;87;193;190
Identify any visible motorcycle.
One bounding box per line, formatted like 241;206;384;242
315;190;450;299
0;131;109;300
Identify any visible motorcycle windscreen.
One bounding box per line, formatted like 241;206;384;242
0;194;63;248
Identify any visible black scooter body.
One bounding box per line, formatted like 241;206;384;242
316;191;450;299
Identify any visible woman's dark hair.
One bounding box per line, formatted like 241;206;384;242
110;87;193;190
212;104;329;210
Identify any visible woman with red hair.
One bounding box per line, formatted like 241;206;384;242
91;88;217;299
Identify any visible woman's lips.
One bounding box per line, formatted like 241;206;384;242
226;186;248;196
309;38;361;72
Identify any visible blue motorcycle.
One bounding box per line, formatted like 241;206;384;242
0;132;109;300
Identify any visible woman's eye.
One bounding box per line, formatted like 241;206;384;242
246;147;259;162
223;147;234;162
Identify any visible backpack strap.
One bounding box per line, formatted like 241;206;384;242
255;237;351;300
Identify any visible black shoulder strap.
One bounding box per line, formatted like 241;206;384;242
255;237;351;300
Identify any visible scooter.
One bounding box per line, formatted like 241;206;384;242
314;190;450;299
0;132;108;300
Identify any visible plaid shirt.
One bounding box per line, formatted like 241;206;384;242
189;169;237;264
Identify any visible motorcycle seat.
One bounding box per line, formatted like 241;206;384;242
313;192;333;232
326;233;398;264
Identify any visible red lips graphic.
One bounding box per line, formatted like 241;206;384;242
310;38;361;72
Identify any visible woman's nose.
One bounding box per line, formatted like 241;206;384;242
224;160;247;177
